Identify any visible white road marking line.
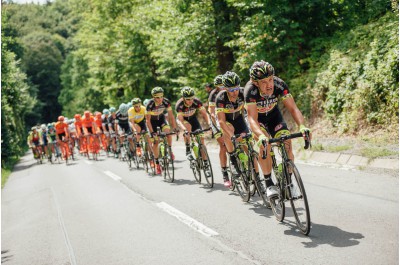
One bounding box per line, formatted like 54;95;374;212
51;188;77;265
156;201;219;237
104;170;122;181
84;160;93;165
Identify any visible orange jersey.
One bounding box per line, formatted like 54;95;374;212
94;117;102;129
75;120;83;134
81;116;95;128
55;122;69;134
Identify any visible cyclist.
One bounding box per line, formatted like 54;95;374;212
39;124;50;159
128;98;150;157
74;114;84;153
28;126;43;159
175;86;211;171
47;123;60;158
245;60;311;198
101;109;113;153
216;71;250;180
54;116;70;158
145;86;178;175
107;107;119;157
208;75;229;186
81;111;99;154
115;103;135;155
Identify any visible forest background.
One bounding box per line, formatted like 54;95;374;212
1;0;399;170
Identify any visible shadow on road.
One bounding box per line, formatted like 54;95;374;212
283;221;364;248
1;250;12;263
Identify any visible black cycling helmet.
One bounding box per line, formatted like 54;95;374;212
131;98;141;105
151;87;164;96
213;75;224;87
181;86;195;98
222;71;241;88
249;60;275;81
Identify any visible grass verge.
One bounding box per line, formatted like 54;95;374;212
1;156;20;188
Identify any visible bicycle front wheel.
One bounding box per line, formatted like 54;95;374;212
286;161;311;235
269;168;285;222
163;145;174;182
199;145;213;188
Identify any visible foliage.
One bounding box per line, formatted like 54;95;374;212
312;12;398;132
1;10;36;165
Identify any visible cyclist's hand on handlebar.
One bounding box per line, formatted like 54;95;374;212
299;125;312;141
256;134;268;148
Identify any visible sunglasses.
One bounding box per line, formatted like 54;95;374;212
153;96;163;99
134;104;141;108
184;97;194;101
227;87;240;92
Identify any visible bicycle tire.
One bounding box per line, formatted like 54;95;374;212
269;168;285;222
124;144;132;168
191;145;201;183
286;161;311;235
131;145;140;169
249;152;269;207
227;157;235;191
163;145;174;182
199;145;213;188
231;156;250;202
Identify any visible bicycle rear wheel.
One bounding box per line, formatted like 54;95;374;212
286;161;311;235
163;145;174;182
191;146;201;183
199;145;213;188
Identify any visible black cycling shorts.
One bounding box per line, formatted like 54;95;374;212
183;117;202;132
226;115;250;135
257;108;289;138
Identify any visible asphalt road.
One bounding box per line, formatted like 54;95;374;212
2;142;399;265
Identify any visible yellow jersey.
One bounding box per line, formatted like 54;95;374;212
128;105;146;123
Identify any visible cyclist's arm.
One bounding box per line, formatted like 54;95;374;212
199;108;210;126
217;112;232;139
145;114;154;134
282;97;305;129
247;103;265;139
208;105;217;125
167;108;177;130
176;114;186;131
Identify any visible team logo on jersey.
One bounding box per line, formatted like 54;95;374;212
274;124;283;131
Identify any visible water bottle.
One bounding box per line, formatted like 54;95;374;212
276;163;283;181
193;145;199;158
160;143;165;157
238;152;248;163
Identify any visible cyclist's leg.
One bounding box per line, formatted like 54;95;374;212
182;120;192;156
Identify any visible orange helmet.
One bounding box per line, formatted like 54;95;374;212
84;111;90;118
95;112;102;118
74;114;81;120
58;116;64;121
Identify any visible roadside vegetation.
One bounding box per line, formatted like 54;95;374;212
1;0;398;186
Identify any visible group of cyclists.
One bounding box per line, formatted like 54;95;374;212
27;60;311;199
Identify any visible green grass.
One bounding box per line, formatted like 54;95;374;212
360;147;398;159
326;145;353;153
1;156;20;188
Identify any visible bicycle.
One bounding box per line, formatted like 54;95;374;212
186;127;214;188
58;138;71;164
156;127;177;183
137;131;155;175
262;132;311;235
85;134;101;161
120;132;135;168
31;145;43;164
229;133;258;202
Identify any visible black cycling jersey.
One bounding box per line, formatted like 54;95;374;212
146;98;172;120
115;111;129;125
102;116;112;131
244;76;292;116
208;88;224;108
215;88;245;122
175;97;204;120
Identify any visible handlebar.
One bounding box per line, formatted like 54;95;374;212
186;127;212;136
268;132;311;150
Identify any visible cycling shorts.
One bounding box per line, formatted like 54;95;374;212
224;115;250;135
183;117;202;132
258;108;289;138
135;119;148;133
